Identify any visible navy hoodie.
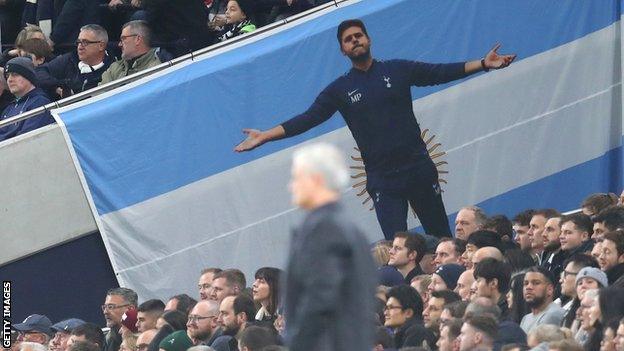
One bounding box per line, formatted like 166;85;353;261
0;88;53;142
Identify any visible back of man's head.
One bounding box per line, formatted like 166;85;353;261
68;341;99;351
464;298;502;321
467;230;501;250
465;315;498;346
233;294;256;326
595;206;624;231
71;323;105;347
292;143;349;193
167;294;197;315
238;326;276;351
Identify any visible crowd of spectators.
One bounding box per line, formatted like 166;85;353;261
0;0;332;141
4;191;624;351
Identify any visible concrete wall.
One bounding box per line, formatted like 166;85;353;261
0;124;97;265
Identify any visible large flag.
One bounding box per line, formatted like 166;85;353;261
54;0;622;299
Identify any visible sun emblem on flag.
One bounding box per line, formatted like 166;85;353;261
350;128;448;215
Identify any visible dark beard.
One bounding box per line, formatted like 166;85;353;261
525;294;546;309
222;324;240;336
348;47;371;63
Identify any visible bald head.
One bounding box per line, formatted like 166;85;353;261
472;247;503;266
136;329;158;349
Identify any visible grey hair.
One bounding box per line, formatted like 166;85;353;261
80;24;109;43
464;298;501;321
187;347;216;351
107;287;138;306
527;324;565;345
122;20;152;47
19;342;47;351
292;143;349;192
461;206;488;228
0;68;6;90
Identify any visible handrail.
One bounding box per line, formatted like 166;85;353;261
0;0;350;130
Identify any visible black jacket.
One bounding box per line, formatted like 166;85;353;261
283;201;376;351
393;316;436;349
544;240;593;281
50;0;101;49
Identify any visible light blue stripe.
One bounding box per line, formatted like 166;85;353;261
58;0;620;215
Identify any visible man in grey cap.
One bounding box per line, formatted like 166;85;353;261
12;314;53;346
0;56;53;142
50;319;86;351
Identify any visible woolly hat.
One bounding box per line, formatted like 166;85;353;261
434;264;465;290
234;0;255;17
121;308;138;333
159;330;193;351
378;265;405;287
5;57;37;86
576;267;608;288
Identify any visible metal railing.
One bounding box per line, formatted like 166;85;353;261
0;0;350;130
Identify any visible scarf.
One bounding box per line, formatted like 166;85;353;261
219;19;253;42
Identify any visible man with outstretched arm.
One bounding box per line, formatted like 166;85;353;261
234;19;516;240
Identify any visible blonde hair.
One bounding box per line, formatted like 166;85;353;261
371;240;391;267
15;25;45;48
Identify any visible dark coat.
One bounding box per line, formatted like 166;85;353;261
494;320;527;351
606;263;624;287
393;317;436;349
284;201;376;351
50;0;101;48
36;50;113;98
543;240;593;281
0;88;52;142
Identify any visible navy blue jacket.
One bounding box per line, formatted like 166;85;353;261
281;60;468;174
36;51;113;98
0;88;53;142
50;0;101;47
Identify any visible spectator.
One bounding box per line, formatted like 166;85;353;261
67;341;99;351
455;270;475;301
254;0;312;27
12;314;53;346
384;285;435;349
422;290;460;334
615;318;624;351
372;240;392;267
541;216;562;271
462;230;500;269
48;0;101;54
593;206;624;234
547;339;583;351
581;193;619;217
586;288;624;351
520;267;565;334
148;311;187;351
504;249;536;274
212;295;255;350
238;326;276;351
67;323;105;349
483;214;514;243
119;333;137;351
50;319;85;351
186;300;220;346
251;267;281;323
136;299;165;333
513;209;536;252
599;231;624;286
440;300;468;324
0;68;14;113
437;318;461;351
465;297;527;350
454;206;487;240
158;330;192;351
526;324;564;349
558;254;600;330
415;233;439;275
198;268;223;301
99;20;161;85
164;294;197;316
547;213;594;282
0;0;26;45
36;24;113;99
472;247;504;266
0;57;54;142
209;269;246;305
474;258;512;319
434;238;464;268
429;264;465;292
20;38;54;66
410;274;431;304
578;289;599;347
218;0;256;42
527;209;560;265
388;232;426;284
141;0;212;56
102;287;138;351
507;272;528;325
599;319;619;351
458;315;497;351
1;25;46;67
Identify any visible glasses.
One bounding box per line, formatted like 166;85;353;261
101;303;130;311
120;34;139;41
187;315;217;323
76;39;101;47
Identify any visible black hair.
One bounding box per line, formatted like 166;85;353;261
508;273;529;324
443;300;468;318
525;266;556;286
159;310;187;331
503;249;536;273
239;326;277;350
373;326;394;348
233;294;257;323
465;315;498;340
69;340;100;351
394;232;427;264
137;299;165;313
430;289;461;304
483;215;514;240
386;285;423;317
594;206;624;231
254;267;282;316
562;253;599;271
71;323;104;348
167;294;197;316
474;258;512;294
560;213;593;236
466;230;501;250
512;209;536;227
336;19;369;44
